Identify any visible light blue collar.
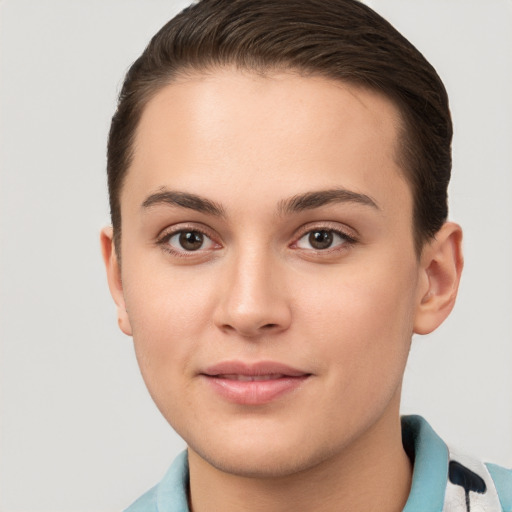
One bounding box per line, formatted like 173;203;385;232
401;415;449;512
157;450;190;512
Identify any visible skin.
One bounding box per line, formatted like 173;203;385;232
102;69;463;512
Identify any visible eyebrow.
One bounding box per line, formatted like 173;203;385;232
141;189;226;217
277;188;379;215
141;187;379;218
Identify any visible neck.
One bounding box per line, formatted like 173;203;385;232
187;406;412;512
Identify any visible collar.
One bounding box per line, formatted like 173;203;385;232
401;415;450;512
157;450;190;512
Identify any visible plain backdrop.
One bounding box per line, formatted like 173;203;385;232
0;1;511;510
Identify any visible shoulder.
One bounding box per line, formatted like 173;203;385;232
486;462;512;512
123;450;190;512
124;485;158;512
444;449;512;512
401;415;512;512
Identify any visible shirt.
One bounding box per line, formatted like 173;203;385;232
124;415;512;511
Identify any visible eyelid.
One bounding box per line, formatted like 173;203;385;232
157;222;218;241
292;221;358;245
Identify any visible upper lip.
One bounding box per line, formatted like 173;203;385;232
201;360;310;378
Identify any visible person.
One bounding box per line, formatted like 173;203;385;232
100;0;512;510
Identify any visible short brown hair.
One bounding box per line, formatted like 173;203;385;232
107;0;452;255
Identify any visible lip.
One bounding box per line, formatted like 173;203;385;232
200;361;311;405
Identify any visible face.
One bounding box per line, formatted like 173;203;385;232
108;69;431;477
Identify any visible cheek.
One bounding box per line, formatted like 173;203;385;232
296;260;418;383
122;262;216;384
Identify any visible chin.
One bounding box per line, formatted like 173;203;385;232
193;441;326;479
184;420;339;479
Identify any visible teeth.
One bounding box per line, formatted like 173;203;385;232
219;374;284;381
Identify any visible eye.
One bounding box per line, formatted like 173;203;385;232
295;229;353;250
165;230;217;253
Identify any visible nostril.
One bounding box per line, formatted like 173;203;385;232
219;321;282;337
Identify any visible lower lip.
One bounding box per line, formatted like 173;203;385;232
202;375;309;405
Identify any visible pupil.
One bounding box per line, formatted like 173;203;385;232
179;231;203;251
309;230;333;250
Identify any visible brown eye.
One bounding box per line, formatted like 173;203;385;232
165;230;216;253
296;228;353;251
308;230;333;249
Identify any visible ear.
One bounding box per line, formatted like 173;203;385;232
413;222;464;335
100;226;133;336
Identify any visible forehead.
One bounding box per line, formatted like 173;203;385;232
123;68;411;219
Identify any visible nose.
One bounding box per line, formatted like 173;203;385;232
213;249;292;338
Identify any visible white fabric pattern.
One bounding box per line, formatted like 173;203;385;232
443;450;502;512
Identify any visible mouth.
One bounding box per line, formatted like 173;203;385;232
200;361;311;405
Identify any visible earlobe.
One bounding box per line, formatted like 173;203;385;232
413;222;464;335
100;227;133;336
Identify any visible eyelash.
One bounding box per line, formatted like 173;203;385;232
156;224;358;258
292;225;358;253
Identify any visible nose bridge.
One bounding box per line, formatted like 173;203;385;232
214;243;291;337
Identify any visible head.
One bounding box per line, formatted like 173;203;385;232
102;0;462;479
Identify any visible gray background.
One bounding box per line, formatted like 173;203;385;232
0;1;511;510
